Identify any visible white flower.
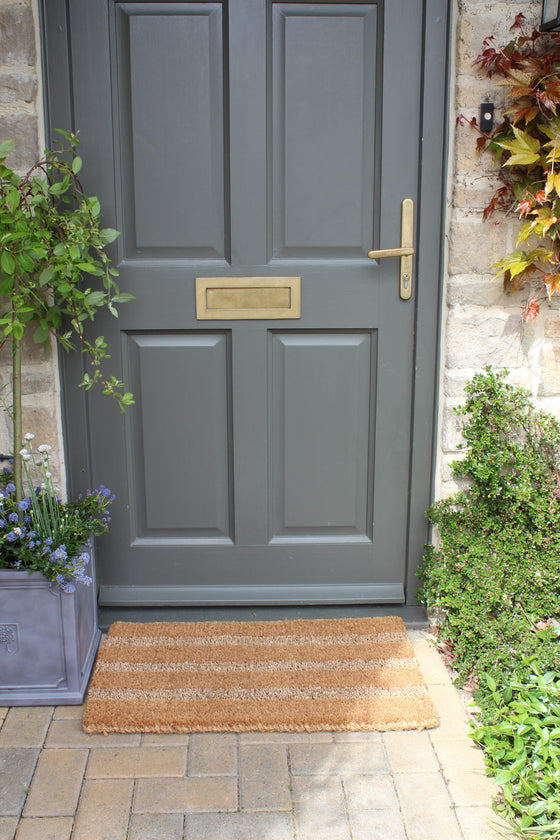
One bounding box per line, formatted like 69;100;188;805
37;444;52;453
45;471;52;478
18;449;31;461
24;432;35;441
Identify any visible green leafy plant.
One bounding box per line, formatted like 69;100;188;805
0;130;133;500
471;663;560;838
461;14;560;320
418;367;560;686
418;367;560;837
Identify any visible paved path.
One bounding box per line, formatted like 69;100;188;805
0;630;503;840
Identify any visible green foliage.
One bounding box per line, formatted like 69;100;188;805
471;663;560;838
0;130;133;501
463;14;560;319
0;130;134;405
418;366;560;836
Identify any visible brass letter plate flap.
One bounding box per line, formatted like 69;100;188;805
196;277;301;320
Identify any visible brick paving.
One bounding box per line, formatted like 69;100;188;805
0;630;504;840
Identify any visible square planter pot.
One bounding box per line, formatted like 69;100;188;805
0;548;101;705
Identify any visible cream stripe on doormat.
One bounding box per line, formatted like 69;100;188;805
82;616;439;733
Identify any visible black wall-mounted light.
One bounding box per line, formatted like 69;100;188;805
542;0;560;31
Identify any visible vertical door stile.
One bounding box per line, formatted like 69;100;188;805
229;0;270;547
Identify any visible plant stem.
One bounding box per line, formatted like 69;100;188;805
11;328;22;502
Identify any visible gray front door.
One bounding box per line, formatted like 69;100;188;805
43;0;446;606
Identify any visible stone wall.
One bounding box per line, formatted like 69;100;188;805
439;0;555;497
0;0;65;492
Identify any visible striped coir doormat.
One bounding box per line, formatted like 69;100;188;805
82;617;439;733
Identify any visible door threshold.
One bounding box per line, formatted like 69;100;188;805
97;603;428;632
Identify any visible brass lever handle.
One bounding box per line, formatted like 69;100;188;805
367;198;414;300
367;246;414;259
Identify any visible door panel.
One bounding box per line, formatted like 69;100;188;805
126;332;233;540
270;331;375;539
44;0;437;606
272;4;378;256
115;3;227;258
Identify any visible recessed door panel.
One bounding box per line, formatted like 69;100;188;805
272;4;378;257
115;3;227;259
126;332;233;542
270;331;375;540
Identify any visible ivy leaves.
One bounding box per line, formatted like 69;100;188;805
0;131;134;409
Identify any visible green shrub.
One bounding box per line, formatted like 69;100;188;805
419;367;560;680
418;366;560;837
418;366;560;691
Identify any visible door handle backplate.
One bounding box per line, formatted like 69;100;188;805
367;198;414;300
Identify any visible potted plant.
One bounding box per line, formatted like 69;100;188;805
0;131;132;704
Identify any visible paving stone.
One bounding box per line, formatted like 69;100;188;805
53;705;86;721
293;801;352;840
332;731;382;743
134;776;237;813
23;748;87;817
0;707;53;748
394;772;462;840
188;733;236;776
343;774;399;810
454;806;505;839
289;742;388;776
72;779;133;840
238;731;334;744
431;738;497;806
141;733;189;745
383;731;439;773
15;816;73;840
0;708;8;723
348;809;407;840
45;718;141;748
428;684;471;741
86;746;187;778
184;811;294;840
0;818;18;840
239;743;291;811
128;813;184;840
0;748;39;816
409;635;452;685
290;775;345;806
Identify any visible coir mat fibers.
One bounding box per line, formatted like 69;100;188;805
82;616;439;734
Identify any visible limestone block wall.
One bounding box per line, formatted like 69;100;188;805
439;0;557;498
0;0;65;492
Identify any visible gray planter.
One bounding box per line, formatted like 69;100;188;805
0;548;101;705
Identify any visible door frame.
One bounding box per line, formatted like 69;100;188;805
39;0;450;607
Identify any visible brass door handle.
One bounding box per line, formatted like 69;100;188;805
367;198;414;300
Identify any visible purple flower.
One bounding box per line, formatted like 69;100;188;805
5;482;15;493
8;512;18;523
17;499;30;511
0;519;5;528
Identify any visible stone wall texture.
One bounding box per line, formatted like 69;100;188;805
0;0;556;507
439;0;554;498
0;0;65;491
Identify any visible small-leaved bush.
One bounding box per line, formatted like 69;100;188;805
418;367;560;836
